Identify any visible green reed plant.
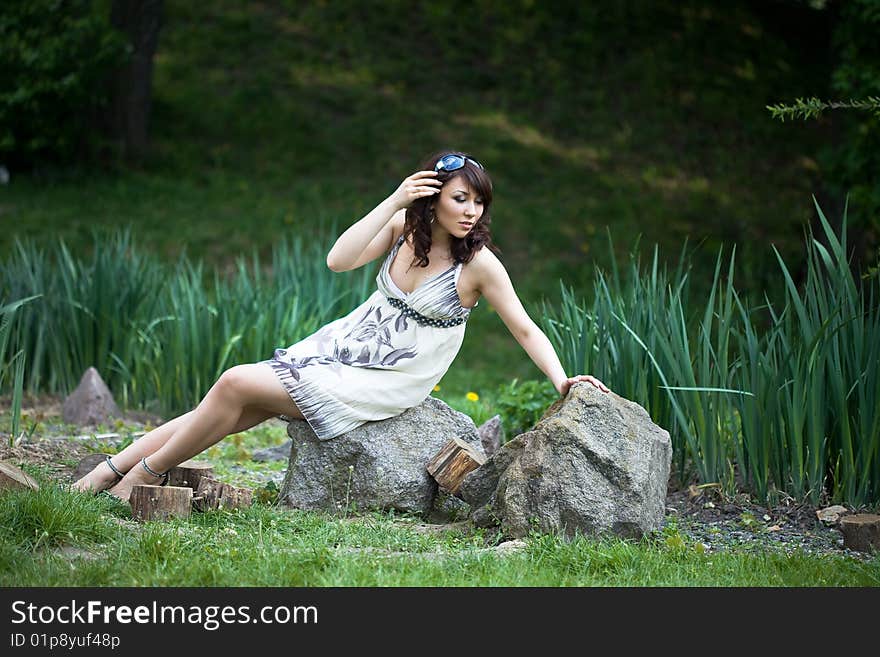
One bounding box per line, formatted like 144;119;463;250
543;202;880;507
0;296;39;443
0;229;373;417
765;200;880;504
542;233;740;486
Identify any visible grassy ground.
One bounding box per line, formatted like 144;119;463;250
3;466;877;587
1;404;877;587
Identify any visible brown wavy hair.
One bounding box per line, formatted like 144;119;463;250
403;150;501;270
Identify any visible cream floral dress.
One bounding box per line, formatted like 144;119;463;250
263;235;477;440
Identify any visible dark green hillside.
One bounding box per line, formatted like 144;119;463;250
1;0;840;393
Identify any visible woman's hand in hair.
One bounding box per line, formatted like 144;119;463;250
388;170;442;211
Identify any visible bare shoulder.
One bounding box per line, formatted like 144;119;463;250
469;246;508;286
469;244;501;268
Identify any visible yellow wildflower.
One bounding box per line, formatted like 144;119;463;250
466;392;479;402
433;385;441;392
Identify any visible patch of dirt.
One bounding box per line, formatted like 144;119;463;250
663;486;873;561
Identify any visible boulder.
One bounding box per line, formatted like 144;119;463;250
62;367;121;427
477;414;504;456
252;441;292;462
460;383;672;540
279;396;483;516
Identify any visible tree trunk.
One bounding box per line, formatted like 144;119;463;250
72;453;112;483
426;437;486;498
130;484;192;521
0;460;40;491
109;0;164;161
839;514;880;554
193;477;254;512
167;460;214;491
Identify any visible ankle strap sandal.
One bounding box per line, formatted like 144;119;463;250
105;456;125;481
141;457;170;486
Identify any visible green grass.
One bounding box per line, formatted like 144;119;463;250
1;476;876;587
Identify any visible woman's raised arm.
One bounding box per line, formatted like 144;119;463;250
326;170;441;272
475;250;610;396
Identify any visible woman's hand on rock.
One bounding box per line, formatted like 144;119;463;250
388;170;442;211
558;374;610;397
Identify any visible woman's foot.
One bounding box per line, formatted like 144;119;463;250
106;458;168;502
71;457;124;494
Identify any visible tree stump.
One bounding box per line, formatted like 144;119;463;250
130;485;192;522
839;513;880;553
167;460;214;490
72;454;111;482
193;477;253;512
426;436;486;497
0;460;39;491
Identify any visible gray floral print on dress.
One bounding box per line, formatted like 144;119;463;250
274;304;418;380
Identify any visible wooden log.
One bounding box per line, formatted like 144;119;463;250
130;485;192;522
193;476;253;512
426;436;486;497
0;460;39;492
167;460;214;490
839;513;880;553
72;453;112;482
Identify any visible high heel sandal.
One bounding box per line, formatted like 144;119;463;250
140;457;170;486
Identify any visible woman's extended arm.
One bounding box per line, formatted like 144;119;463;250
326;170;441;272
476;250;610;396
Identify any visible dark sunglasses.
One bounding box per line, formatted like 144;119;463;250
433;154;484;172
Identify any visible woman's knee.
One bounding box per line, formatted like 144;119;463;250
214;365;254;400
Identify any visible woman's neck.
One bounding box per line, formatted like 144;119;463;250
430;224;452;253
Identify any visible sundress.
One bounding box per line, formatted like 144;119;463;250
262;234;478;440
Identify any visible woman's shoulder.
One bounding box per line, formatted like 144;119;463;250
468;243;503;269
464;243;507;287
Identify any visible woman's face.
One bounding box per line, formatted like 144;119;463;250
432;175;484;238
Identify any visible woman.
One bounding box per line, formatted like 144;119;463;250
73;151;610;500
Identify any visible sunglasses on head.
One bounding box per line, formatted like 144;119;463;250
433;154;484;172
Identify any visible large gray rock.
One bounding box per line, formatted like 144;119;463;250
62;367;121;427
252;441;292;462
477;414;504;456
460;383;672;540
279;396;483;516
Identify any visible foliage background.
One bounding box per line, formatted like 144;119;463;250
1;0;877;406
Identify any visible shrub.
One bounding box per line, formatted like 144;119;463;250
494;378;558;439
0;0;126;166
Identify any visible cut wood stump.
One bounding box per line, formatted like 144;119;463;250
72;453;111;482
193;477;253;512
839;513;880;553
130;485;192;522
426;436;486;497
167;460;214;490
0;460;39;491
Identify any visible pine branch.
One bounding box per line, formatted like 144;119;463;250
766;96;880;122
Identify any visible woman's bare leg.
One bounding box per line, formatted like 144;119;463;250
107;363;302;500
72;410;197;493
72;405;280;493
